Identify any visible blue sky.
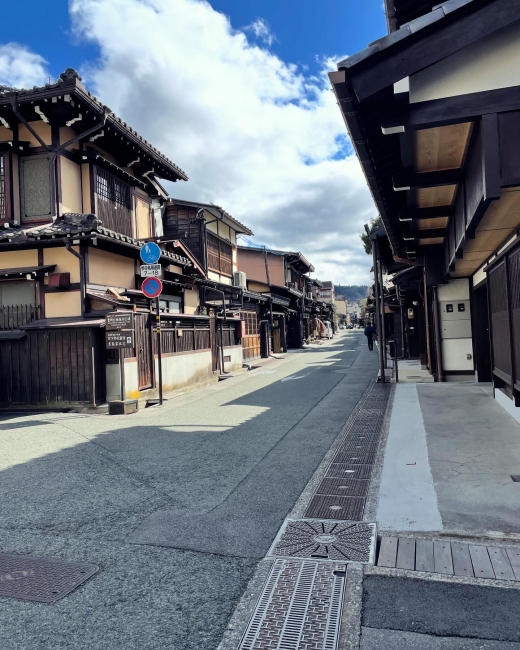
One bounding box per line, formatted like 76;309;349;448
1;0;386;85
0;0;386;284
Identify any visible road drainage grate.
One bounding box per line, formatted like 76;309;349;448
269;519;377;563
239;559;346;650
316;477;370;497
333;450;377;465
326;463;373;479
305;495;366;520
0;553;99;603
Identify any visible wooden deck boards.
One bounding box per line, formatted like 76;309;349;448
377;536;520;582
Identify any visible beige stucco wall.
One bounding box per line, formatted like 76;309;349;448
248;280;269;293
410;21;520;103
169;264;183;274
45;291;82;317
334;300;347;316
81;165;91;213
59;127;80;151
0;126;13;141
88;248;135;289
19;121;52;147
136;198;151;239
183;287;199;314
43;246;81;283
0;249;38;269
60;156;82;215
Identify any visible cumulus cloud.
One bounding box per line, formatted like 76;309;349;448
69;0;376;284
0;43;49;89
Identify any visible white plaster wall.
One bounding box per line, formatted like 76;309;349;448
154;350;213;393
438;278;470;301
223;345;243;373
410;22;520;103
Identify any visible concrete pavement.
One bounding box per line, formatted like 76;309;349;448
0;330;376;650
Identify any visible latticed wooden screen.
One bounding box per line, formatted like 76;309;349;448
94;166;133;236
488;260;512;383
207;232;233;276
509;248;520;390
0;155;5;220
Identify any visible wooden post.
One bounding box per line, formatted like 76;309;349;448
119;348;125;401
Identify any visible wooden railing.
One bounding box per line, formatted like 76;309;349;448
0;304;40;330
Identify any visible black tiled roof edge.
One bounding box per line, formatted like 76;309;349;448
167;198;254;236
0;68;188;182
338;0;474;69
0;214;192;267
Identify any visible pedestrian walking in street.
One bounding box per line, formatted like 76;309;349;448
364;324;376;350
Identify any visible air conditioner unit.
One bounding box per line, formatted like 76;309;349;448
233;271;247;289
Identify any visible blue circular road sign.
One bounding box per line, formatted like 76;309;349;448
140;242;161;264
142;277;163;299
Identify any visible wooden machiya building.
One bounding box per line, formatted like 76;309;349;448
236;246;333;353
0;69;245;409
330;0;520;420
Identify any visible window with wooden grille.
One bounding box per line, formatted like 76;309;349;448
94;166;133;236
20;155;53;223
207;232;233;276
240;311;258;336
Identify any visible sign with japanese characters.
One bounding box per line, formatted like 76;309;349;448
106;330;135;348
105;312;134;331
140;264;162;278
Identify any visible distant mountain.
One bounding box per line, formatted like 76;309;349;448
334;285;369;303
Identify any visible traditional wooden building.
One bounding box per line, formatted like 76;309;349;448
331;0;520;419
236;246;332;351
0;69;244;409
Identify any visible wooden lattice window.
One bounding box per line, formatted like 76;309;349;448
94;166;133;236
95;167;132;208
241;311;258;336
207;232;233;276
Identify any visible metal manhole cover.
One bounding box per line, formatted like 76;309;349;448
333;450;376;465
326;464;373;479
0;553;99;603
305;495;365;520
269;520;377;563
316;478;370;497
239;559;346;650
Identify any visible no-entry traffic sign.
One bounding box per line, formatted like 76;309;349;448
141;276;163;299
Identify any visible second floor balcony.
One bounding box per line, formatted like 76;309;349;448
0;304;40;330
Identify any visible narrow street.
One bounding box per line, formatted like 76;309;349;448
0;330;376;650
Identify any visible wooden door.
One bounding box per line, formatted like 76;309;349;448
135;313;153;390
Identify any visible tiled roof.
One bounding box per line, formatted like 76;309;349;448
0;214;192;267
0;68;188;182
338;0;474;69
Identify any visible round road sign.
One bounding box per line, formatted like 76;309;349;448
142;276;163;299
140;242;161;265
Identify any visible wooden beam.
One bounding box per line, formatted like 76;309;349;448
385;86;520;131
399;206;453;220
393;169;461;191
405;228;446;239
349;0;520;102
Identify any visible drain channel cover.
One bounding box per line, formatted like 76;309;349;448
239;559;346;650
269;519;377;563
0;553;99;603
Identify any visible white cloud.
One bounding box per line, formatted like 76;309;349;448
0;43;49;89
246;18;276;47
69;0;376;284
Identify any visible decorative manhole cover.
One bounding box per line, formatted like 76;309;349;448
269;520;377;563
239;559;347;650
0;553;99;603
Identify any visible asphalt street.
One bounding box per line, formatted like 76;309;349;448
0;330;376;650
